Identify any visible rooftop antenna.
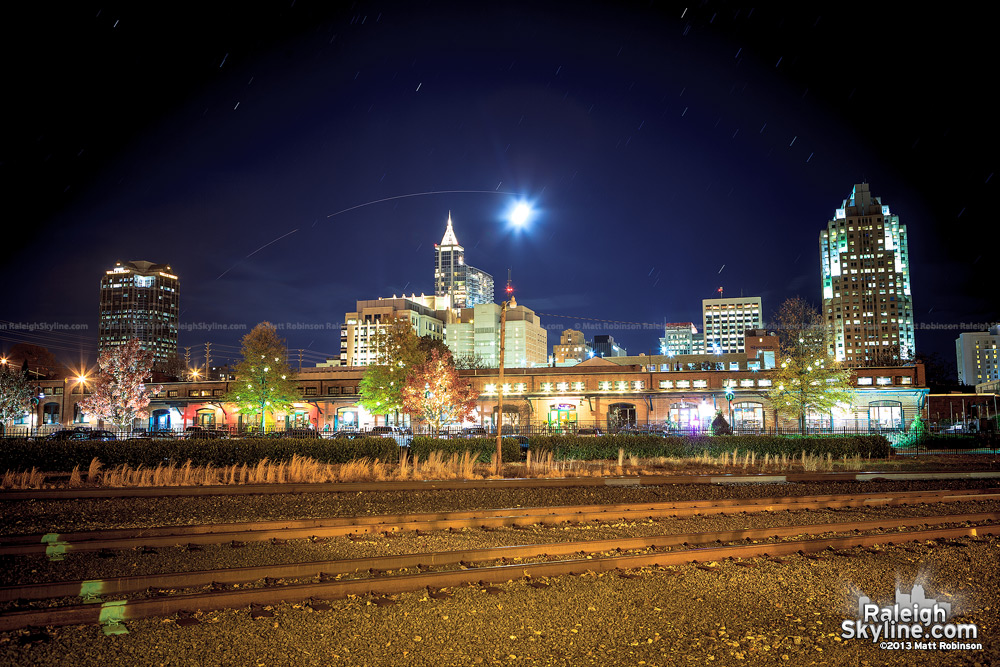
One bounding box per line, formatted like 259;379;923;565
717;286;724;298
505;268;514;298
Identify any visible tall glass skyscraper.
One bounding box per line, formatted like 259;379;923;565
99;260;179;364
819;184;914;365
434;213;494;308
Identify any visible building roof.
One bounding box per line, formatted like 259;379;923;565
440;212;460;247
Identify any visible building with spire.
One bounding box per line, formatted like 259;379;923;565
434;213;494;309
99;260;179;365
819;183;915;365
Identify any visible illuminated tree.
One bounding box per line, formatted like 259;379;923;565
454;353;493;369
358;318;425;421
224;322;299;432
767;298;853;430
0;364;33;435
402;349;478;432
78;339;162;431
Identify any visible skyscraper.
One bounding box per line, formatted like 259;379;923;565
819;184;914;365
446;302;547;368
99;260;179;364
702;297;762;354
955;326;1000;385
340;296;452;367
434;213;494;309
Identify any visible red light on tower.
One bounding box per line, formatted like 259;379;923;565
717;286;724;297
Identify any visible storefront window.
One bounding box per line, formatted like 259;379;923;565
869;401;903;430
731;402;764;431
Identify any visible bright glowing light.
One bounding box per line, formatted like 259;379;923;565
510;202;532;227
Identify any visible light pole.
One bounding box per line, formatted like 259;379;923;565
725;387;734;432
495;291;516;476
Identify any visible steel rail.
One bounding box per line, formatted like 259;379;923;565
1;486;985;545
4;488;997;556
1;470;998;501
0;523;995;632
1;512;995;604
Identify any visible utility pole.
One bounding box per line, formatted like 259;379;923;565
495;271;515;476
298;349;303;371
204;342;212;380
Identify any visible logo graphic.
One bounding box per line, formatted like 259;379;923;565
841;582;982;651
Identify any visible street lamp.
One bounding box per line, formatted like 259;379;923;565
495;290;516;475
725;387;735;431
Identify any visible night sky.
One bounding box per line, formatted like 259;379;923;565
2;2;995;377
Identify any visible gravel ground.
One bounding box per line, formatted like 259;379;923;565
1;481;997;665
3;500;999;589
2;479;997;535
0;539;995;666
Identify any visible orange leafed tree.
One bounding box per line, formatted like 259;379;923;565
78;339;162;431
401;349;478;432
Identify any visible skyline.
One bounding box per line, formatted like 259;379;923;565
2;2;995;377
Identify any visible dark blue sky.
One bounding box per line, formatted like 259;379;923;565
2;2;995;376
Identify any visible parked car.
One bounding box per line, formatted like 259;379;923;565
577;427;603;436
45;428;118;441
461;426;488;438
333;430;365;440
370;426;413;446
184;426;226;439
276;428;320;439
45;428;93;441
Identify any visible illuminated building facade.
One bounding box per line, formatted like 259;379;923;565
446;302;547;368
434;213;494;308
98;260;179;364
820;183;915;365
553;329;592;365
956;326;1000;385
659;322;702;356
340;296;453;367
702;297;762;354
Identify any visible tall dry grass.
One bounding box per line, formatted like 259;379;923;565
0;468;45;489
0;446;895;490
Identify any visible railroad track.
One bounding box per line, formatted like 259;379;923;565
3;487;997;557
2;469;998;500
0;516;996;633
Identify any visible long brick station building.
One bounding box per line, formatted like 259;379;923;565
23;355;925;435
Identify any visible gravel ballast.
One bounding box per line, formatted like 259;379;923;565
0;539;995;666
1;480;997;665
1;479;997;535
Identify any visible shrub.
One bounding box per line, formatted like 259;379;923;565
409;436;520;463
0;437;402;472
519;433;890;460
711;411;732;436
